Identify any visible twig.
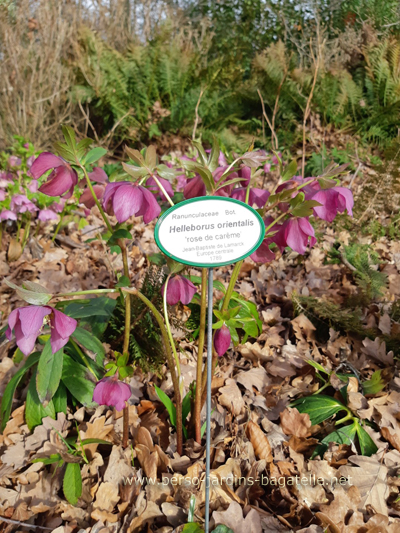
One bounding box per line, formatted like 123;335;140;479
301;40;321;178
78;100;100;144
192;86;206;141
271;55;291;141
0;517;53;530
257;89;278;150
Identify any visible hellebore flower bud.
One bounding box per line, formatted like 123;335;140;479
92;375;132;411
214;325;231;357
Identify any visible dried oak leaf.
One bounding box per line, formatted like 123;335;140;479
338;455;389;516
280;407;312;438
80;416;113;460
219;379;245;416
246;420;273;462
212;501;262;533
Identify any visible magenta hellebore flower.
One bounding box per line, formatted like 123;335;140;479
274;217;316;255
88;167;108;183
231;187;270;208
92;375;132;411
30;152;78;198
79;184;105;209
6;305;77;356
103;182;161;224
147;176;174;202
213;166;238;197
0;210;17;221
38;209;59;222
163;275;197;305
8;156;21;168
183;175;206;199
250;240;275;263
10;194;37;213
311;186;354;222
214;325;231;356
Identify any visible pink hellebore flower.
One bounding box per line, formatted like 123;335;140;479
250;240;275;263
103;182;161;224
6;306;77;356
0;210;17;221
88;167;108;183
92;375;131;411
8;156;21;167
147;176;174;202
213;166;238;197
214;325;231;357
27;155;35;169
0;190;5;201
231;187;270;208
311;186;354;223
163;275;197;305
80;184;105;209
238;166;251;187
274;217;316;255
30;152;78;198
183;175;206;199
38;209;59;222
11;194;37;213
27;180;39;193
52;199;66;213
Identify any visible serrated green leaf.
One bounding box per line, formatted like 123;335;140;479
208;136;221;172
291;200;322;218
76;138;93;160
32;453;63;465
291;395;349;425
63;462;82;505
145;145;157;170
4;279;52;305
1;352;40;432
122;162;148;180
36;340;63;404
307;360;329;375
54;141;75;162
321;422;357;448
61;125;77;151
192;140;208;166
282;159;298;181
157;164;177;181
362;370;387;395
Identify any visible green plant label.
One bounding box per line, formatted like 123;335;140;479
155;197;264;267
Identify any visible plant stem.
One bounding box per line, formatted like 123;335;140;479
55;289;117;298
150;175;174;207
221;260;243;311
51;207;66;243
194;268;207;443
335;413;354;426
119;238;131;449
81;165;113;233
163;274;182;389
124;287;183;454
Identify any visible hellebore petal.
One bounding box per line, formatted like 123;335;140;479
8;156;21;167
312;186;353;222
38;209;59;222
0;190;5;201
93;376;132;411
136;186;161;224
39;165;78;198
103;182;160;224
238;166;251;186
163;275;197;305
79;184;105;209
11;194;37;213
6;305;76;356
183;175;206;199
250;240;275;263
147;176;174;202
88;167;108;183
274;217;316;255
214;325;231;356
0;210;17;221
231;187;270;208
49;309;77;353
30;153;65;179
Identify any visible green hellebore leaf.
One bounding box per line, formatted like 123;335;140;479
291;395;349;425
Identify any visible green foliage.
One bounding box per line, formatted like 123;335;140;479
103;265;169;373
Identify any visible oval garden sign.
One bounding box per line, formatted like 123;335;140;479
155;196;265;268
